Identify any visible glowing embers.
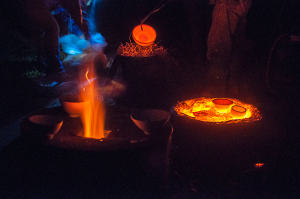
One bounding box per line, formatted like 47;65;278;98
254;162;265;168
118;42;166;57
174;97;262;124
132;24;156;46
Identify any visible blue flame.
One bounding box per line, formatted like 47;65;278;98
60;34;89;55
88;0;98;34
59;0;106;55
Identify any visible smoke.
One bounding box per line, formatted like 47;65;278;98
60;33;106;56
88;0;98;34
59;0;106;56
56;1;125;105
60;34;89;55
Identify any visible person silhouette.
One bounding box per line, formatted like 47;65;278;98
22;0;90;75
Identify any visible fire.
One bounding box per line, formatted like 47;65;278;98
79;63;105;139
174;97;262;124
118;42;167;57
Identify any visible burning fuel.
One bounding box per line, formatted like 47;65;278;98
174;97;262;124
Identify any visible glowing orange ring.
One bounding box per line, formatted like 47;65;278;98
231;105;247;117
132;24;157;46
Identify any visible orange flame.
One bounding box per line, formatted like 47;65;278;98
80;63;105;139
174;97;262;124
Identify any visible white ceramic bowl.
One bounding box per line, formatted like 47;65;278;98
130;109;171;135
22;114;63;140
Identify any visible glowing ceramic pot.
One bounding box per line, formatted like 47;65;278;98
132;24;157;46
212;98;233;112
60;95;88;118
231;105;247;118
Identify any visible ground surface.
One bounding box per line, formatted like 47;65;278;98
1;0;300;198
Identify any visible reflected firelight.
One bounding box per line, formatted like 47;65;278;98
255;162;265;168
